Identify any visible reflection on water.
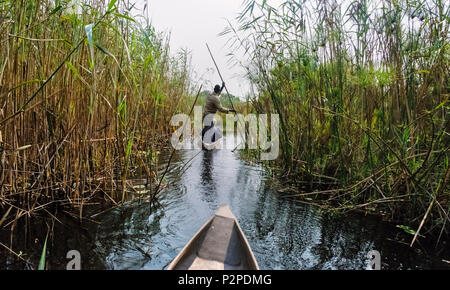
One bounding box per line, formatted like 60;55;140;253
3;136;449;269
82;136;448;270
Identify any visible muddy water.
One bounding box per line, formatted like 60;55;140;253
2;137;449;269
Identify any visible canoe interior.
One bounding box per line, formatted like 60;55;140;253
168;206;258;270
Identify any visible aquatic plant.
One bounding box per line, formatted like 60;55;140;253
0;0;192;243
224;0;449;244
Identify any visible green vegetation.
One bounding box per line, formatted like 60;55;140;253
225;0;449;244
0;0;448;268
38;234;48;270
0;0;192;237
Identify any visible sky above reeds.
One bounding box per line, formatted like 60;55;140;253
135;0;284;98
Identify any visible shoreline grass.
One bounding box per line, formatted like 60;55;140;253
226;0;449;245
0;0;193;245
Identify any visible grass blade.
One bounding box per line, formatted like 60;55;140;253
38;234;48;270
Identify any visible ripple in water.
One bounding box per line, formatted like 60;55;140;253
16;136;447;270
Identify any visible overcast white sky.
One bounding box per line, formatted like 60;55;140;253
133;0;284;98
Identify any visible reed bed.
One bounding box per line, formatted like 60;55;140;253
0;0;192;238
225;0;449;244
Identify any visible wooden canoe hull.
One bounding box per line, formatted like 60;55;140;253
167;205;259;270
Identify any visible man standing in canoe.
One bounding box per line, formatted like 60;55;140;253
201;82;235;147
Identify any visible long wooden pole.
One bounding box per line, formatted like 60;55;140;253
206;43;236;112
205;43;247;152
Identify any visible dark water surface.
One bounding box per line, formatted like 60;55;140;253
2;137;449;269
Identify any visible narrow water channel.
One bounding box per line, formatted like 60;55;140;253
2;137;449;269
